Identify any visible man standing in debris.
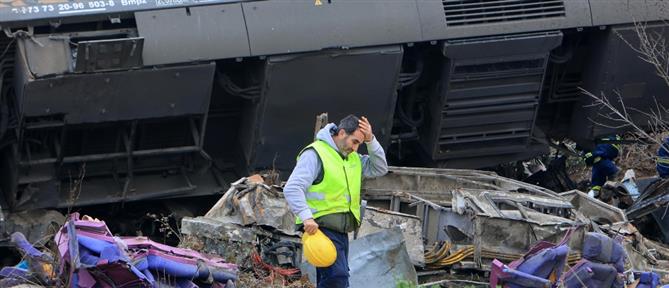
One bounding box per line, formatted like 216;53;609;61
584;135;621;198
284;115;388;287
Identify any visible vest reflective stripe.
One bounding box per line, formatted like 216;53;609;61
305;191;326;200
584;152;602;165
657;157;669;165
601;136;621;151
295;140;362;225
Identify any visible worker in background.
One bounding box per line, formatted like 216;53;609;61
584;135;621;198
283;115;388;287
656;137;669;178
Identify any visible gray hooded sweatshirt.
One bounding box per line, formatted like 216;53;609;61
283;123;389;222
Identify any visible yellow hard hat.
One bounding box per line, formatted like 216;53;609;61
302;229;337;267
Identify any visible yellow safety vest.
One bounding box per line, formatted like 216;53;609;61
295;140;362;225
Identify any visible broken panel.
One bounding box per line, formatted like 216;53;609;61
562;190;628;224
627;179;669;244
73;37;143;73
362;166;573;248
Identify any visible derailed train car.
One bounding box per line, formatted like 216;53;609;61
0;0;668;213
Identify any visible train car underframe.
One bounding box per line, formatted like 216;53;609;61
0;18;667;238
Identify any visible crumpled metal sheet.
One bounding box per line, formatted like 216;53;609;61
627;178;669;244
451;189;574;222
204;177;298;235
362;166;575;246
349;228;417;287
359;166;669;277
299;229;417;287
443;188;587;267
362;166;559;205
180;176;302;268
353;207;424;266
627;178;669;219
561;190;627;224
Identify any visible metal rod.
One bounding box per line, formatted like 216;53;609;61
421;203;429;241
121;121;137;204
24;121;65;130
20;146;201;166
189;117;200;146
418;279;489;287
56;185;197;208
198;115;207;149
404;192;447;211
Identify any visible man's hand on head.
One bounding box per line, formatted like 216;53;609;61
358;116;374;143
303;218;319;235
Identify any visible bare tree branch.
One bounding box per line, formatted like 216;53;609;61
579;86;669;166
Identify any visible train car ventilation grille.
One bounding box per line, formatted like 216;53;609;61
443;0;566;27
432;55;549;159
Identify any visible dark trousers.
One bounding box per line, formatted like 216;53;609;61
591;159;619;187
316;228;349;288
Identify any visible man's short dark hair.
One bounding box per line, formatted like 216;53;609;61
337;115;359;135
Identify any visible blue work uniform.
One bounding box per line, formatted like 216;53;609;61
585;136;621;191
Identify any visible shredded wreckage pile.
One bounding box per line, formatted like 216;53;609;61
3;167;669;287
